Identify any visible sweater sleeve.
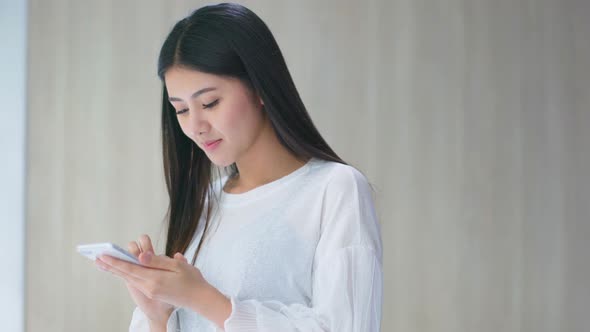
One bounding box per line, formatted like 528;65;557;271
221;166;384;332
129;306;182;332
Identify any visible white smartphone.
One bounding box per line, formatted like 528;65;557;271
77;242;141;265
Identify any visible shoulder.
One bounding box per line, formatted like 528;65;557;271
309;159;374;198
311;160;382;259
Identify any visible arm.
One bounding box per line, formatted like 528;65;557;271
223;246;383;331
129;306;179;332
221;166;383;331
148;323;165;332
188;281;233;328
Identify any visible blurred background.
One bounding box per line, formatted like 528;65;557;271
2;0;589;331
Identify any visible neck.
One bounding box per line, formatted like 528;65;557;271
230;118;309;192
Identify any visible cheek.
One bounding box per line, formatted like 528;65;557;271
220;103;261;142
220;109;242;136
176;117;197;141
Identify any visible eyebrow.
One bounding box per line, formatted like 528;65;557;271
168;87;217;102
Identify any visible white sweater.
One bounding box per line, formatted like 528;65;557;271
129;157;383;331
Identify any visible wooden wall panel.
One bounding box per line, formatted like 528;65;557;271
26;0;589;331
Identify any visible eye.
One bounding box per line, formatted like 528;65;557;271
203;99;219;109
176;108;188;115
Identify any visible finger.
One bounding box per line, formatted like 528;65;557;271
128;241;141;257
99;254;162;280
96;258;145;285
95;258;110;272
139;251;179;271
139;234;154;254
173;252;188;263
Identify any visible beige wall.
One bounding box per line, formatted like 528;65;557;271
26;0;589;331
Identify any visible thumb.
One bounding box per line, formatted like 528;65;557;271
173;252;188;263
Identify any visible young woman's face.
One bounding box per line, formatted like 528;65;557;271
164;66;265;167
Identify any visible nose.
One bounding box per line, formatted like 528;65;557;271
184;108;210;139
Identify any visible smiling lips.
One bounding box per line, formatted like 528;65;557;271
204;139;222;151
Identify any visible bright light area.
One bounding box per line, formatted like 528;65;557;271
0;0;27;331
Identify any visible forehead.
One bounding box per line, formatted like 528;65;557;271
164;66;225;91
164;66;254;102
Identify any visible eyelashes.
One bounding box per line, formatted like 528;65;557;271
203;99;220;109
175;99;219;115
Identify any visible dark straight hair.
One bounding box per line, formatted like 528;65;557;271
157;3;346;264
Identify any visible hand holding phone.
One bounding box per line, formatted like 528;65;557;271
79;236;175;327
77;242;141;265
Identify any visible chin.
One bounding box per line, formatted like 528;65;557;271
207;156;235;168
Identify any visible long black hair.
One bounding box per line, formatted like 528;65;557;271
157;3;346;264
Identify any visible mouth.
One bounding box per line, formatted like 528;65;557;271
204;139;222;151
205;139;222;147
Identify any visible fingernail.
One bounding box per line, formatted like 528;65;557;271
95;261;107;271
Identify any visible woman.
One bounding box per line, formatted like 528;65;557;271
95;3;383;331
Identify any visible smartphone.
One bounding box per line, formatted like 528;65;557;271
77;242;141;265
